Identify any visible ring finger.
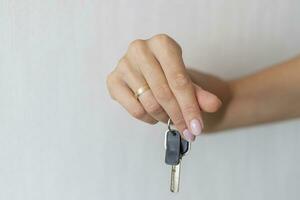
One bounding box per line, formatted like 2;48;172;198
119;58;169;123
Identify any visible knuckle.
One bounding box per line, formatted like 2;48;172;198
128;39;147;54
154;83;173;102
106;73;116;100
117;57;130;72
151;34;182;54
182;104;199;116
171;114;185;128
117;56;128;66
153;34;171;43
145;101;163;115
172;73;190;90
131;106;146;119
117;57;136;77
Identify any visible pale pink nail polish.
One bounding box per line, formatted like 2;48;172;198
190;119;202;136
183;129;195;142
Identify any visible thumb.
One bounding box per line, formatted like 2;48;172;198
194;83;222;113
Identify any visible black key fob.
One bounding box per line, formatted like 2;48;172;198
165;130;181;165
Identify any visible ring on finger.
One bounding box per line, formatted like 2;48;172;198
135;85;150;99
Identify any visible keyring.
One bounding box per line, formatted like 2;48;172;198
167;118;173;132
164;118;173;149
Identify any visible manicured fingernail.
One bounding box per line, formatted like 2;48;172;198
183;129;195;142
190;119;202;136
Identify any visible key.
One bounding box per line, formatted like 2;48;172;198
165;129;181;192
164;119;190;193
170;137;190;192
170;159;181;192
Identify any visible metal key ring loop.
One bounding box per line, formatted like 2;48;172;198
164;118;173;150
167;118;173;132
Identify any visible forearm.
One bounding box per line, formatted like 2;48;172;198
203;56;300;132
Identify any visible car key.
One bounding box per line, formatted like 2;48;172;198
164;119;190;193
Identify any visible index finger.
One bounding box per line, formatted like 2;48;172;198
148;35;203;136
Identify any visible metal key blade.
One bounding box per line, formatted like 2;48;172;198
170;160;181;192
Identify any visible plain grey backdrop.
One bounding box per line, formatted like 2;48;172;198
1;0;300;200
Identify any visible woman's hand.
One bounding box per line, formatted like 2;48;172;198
106;34;222;141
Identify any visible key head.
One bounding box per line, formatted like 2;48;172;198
165;130;181;165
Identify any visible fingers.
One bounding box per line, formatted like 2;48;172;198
106;71;158;124
147;34;203;136
117;57;170;123
107;34;224;143
125;39;189;136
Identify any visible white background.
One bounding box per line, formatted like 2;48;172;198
1;0;300;200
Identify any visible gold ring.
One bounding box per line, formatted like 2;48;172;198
135;85;150;99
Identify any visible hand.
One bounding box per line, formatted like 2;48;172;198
106;34;222;141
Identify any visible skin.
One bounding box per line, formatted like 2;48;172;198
198;56;300;132
106;34;300;141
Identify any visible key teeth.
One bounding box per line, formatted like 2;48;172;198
170;162;181;193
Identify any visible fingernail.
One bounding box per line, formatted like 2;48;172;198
183;129;195;142
190;119;202;136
